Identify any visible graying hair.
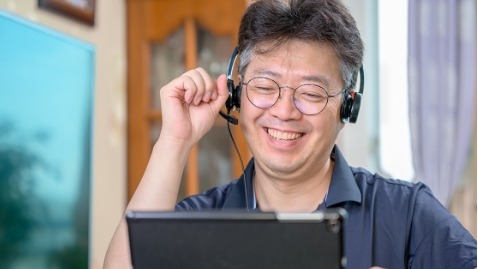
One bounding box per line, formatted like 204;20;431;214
237;0;364;91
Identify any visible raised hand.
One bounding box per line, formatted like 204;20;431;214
159;68;229;149
104;69;230;269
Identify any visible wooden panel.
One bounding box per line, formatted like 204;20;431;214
184;17;200;196
143;0;244;42
127;1;152;200
127;0;248;201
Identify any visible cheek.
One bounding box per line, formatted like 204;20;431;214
239;90;263;118
326;100;345;133
239;100;259;133
324;98;343;122
309;100;344;135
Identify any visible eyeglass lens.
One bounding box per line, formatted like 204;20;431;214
245;77;329;115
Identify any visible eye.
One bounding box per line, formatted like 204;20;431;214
252;85;277;95
296;85;328;102
256;86;274;91
299;92;327;102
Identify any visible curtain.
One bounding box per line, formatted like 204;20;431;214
448;124;477;237
408;0;477;206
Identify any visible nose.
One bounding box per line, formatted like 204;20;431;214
267;87;302;120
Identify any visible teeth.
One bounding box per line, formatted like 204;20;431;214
267;128;303;141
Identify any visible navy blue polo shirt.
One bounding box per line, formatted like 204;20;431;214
176;145;477;269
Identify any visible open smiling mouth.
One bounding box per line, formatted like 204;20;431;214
266;128;304;141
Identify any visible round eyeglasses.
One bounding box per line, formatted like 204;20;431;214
243;77;344;115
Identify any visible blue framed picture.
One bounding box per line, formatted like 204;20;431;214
0;10;95;268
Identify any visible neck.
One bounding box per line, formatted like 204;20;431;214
254;157;334;212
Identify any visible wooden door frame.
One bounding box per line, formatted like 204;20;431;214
126;0;249;201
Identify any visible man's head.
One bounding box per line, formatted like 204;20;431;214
235;0;364;180
237;0;364;92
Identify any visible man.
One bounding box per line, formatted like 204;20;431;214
104;0;477;268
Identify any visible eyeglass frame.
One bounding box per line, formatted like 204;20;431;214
241;76;346;115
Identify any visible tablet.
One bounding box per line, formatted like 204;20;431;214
127;209;347;269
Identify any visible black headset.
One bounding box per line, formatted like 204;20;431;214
341;64;364;124
219;46;241;125
220;46;365;124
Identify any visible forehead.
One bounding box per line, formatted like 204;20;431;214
245;40;342;88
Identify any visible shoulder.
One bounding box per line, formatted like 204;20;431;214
350;167;476;268
351;166;416;188
348;167;447;236
350;167;450;220
175;179;240;210
351;166;426;204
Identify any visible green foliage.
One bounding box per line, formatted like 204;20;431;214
0;122;44;267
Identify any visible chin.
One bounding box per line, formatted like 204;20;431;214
259;155;305;174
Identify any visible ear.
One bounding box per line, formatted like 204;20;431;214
339;121;345;130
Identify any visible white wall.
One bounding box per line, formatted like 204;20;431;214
0;1;127;268
341;0;414;181
338;0;381;174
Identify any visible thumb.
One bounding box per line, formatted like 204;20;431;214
211;74;230;112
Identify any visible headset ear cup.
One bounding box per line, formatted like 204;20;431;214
234;83;242;110
226;79;241;111
226;79;235;111
340;91;353;123
348;92;362;123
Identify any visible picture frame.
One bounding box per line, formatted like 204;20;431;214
38;0;95;26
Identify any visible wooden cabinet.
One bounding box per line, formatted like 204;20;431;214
126;0;250;201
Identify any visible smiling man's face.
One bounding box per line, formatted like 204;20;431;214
240;40;345;179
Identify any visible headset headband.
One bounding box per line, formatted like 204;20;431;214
227;46;239;80
358;64;364;94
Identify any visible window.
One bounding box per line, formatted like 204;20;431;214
378;0;414;181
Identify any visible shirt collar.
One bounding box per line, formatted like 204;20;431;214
222;145;361;209
326;145;362;207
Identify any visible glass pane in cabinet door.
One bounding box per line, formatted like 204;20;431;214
151;26;186;110
196;26;233;190
198;125;232;191
150;26;187;201
197;25;232;80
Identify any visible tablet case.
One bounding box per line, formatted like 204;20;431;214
127;209;347;269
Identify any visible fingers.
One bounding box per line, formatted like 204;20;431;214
210;74;229;112
179;68;216;105
163;68;229;117
195;68;217;103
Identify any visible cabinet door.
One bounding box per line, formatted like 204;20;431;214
127;0;250;201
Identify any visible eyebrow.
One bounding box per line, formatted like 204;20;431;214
251;68;331;88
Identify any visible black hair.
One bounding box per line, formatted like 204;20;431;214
237;0;364;91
